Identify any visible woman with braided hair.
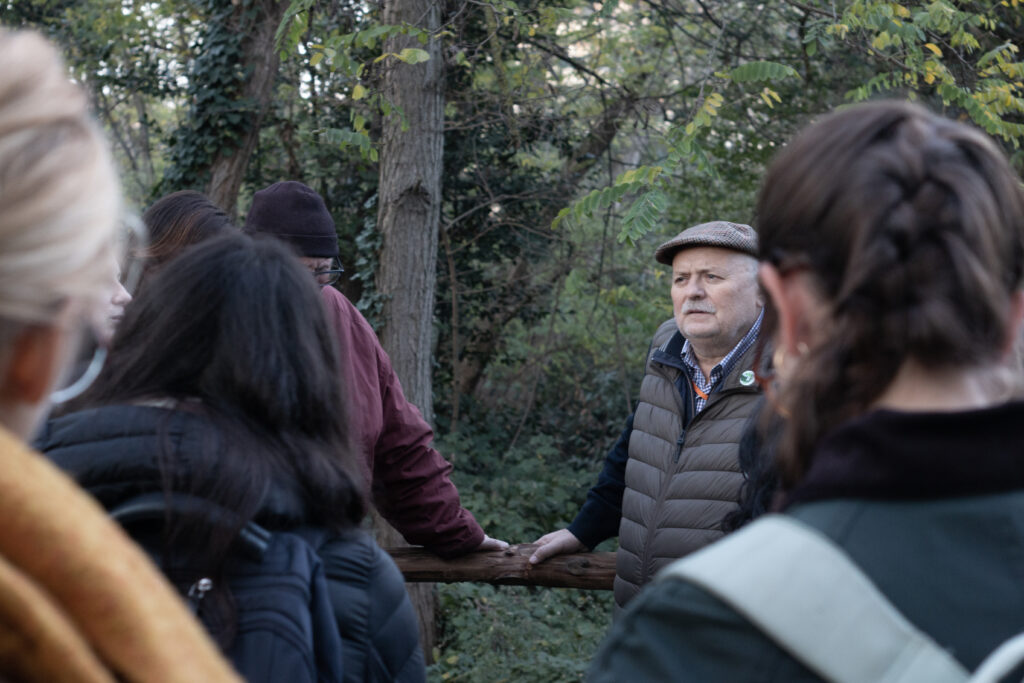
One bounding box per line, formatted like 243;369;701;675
588;101;1024;682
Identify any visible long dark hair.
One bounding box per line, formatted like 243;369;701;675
78;233;364;638
721;402;781;532
139;190;234;280
756;101;1024;485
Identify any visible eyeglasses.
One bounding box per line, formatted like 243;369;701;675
312;259;344;288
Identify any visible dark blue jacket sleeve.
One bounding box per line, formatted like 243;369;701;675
567;412;633;550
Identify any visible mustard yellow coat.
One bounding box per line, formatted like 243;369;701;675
0;424;240;682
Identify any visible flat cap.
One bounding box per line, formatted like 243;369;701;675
654;220;758;265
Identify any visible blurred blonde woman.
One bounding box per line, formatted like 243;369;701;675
0;29;237;682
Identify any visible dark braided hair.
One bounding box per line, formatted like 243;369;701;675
757;101;1024;486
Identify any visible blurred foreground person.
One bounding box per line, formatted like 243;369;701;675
245;181;507;557
590;101;1024;681
40;234;426;682
0;28;237;682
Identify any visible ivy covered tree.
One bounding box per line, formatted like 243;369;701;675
161;0;289;215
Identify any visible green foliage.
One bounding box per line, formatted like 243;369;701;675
831;0;1024;147
619;190;668;245
160;0;254;195
428;584;611;683
0;0;189;202
273;0;314;58
322;126;378;162
550;166;663;240
283;4;437;163
554;0;1024;247
352;194;383;326
728;61;801;82
427;428;616;682
440;431;596;540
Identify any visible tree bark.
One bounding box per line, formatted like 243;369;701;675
205;0;288;216
374;0;445;661
387;545;616;591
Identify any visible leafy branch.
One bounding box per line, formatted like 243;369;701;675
553;60;801;244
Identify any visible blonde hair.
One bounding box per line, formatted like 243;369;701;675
0;29;121;325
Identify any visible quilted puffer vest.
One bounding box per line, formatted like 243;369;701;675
614;319;761;608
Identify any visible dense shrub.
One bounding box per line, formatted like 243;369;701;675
429;429;617;682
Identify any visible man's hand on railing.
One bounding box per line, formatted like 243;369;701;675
528;529;585;565
386;542;615;589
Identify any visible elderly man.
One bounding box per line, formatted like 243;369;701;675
530;221;764;607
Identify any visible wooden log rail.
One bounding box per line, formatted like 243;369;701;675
386;543;616;590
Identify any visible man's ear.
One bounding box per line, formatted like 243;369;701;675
0;324;63;404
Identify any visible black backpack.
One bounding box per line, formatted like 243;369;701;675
110;493;345;683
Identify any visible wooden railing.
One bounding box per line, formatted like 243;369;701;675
386;544;616;590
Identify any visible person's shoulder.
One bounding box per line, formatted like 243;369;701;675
319;282;350;306
315;529;406;589
39;404;171;452
321;286;376;323
590;577;803;682
651;318;679;348
319;287;385;349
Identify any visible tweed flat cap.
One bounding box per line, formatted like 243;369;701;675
654;220;758;264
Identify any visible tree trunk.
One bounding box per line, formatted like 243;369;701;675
374;0;445;662
205;0;288;216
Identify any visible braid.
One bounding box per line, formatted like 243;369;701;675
758;101;1024;485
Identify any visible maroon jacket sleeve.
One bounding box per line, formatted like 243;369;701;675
320;287;485;558
371;350;485;557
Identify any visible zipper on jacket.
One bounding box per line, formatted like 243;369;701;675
672;433;686;463
186;577;213;616
648;360;691;465
634;360;758;593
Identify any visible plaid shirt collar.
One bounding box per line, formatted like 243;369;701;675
681;307;763;412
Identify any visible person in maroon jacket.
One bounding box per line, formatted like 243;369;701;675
244;181;507;557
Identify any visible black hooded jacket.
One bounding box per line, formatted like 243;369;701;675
37;404;425;683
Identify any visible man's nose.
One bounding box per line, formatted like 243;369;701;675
684;280;706;297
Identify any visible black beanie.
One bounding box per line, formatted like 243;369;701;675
244;181;339;257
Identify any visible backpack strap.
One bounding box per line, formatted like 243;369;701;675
658;515;969;683
970;631;1024;683
110;492;271;560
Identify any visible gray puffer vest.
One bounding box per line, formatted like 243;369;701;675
614;319;761;607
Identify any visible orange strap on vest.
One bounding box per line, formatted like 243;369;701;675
692;381;709;401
